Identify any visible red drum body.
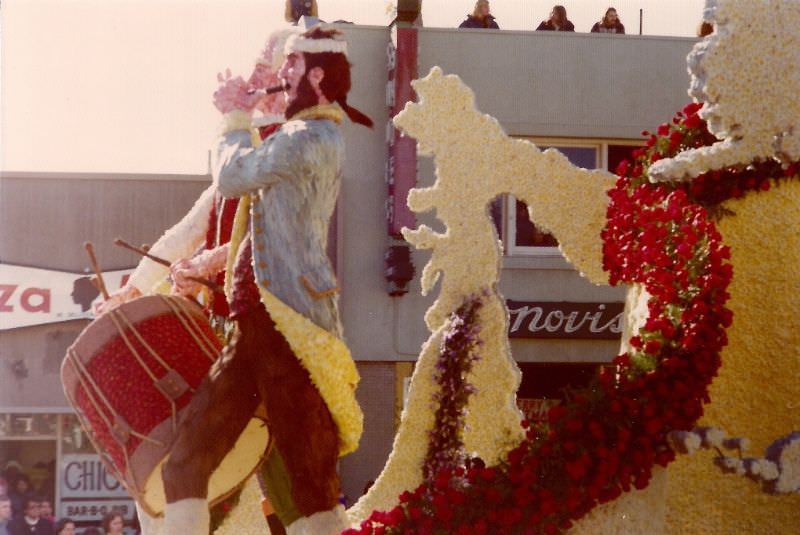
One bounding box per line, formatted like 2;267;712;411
61;295;269;517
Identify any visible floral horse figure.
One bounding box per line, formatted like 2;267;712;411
350;1;799;529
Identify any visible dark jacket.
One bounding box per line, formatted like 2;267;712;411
536;19;575;31
591;21;625;34
8;517;53;535
459;14;499;29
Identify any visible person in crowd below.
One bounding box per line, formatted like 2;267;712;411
536;5;575;31
591;7;625;33
8;497;53;535
101;511;124;535
8;477;31;519
53;519;74;535
458;0;499;29
36;501;53;526
0;495;12;535
285;0;318;24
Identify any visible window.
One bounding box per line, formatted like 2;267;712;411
495;140;642;256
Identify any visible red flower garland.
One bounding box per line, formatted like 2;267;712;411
349;103;800;534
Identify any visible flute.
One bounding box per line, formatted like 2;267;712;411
248;83;290;96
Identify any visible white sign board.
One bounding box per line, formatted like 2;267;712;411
0;264;133;330
60;499;136;522
60;454;130;498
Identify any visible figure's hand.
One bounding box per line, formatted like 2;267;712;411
169;245;229;297
170;258;205;297
213;69;261;114
94;284;142;315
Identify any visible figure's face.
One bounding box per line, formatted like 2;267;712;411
0;500;11;521
479;2;490;17
16;479;29;493
607;9;617;23
278;52;307;106
24;501;41;520
109;515;124;533
59;522;76;535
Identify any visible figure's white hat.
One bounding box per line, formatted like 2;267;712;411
284;26;348;56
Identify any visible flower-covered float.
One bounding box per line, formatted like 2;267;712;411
97;1;797;533
340;1;799;533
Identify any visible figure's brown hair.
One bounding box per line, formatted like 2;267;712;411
300;27;373;128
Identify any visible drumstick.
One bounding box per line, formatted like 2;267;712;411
114;238;171;267
84;242;110;300
113;238;224;293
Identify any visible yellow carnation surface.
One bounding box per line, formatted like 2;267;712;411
258;289;362;456
213;477;270;535
664;179;800;533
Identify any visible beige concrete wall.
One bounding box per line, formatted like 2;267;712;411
416;28;696;139
0;173;209;272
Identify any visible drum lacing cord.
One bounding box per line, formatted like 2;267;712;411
63;383;139;500
66;349;164;446
65;350;154;498
159;295;219;363
107;308;187;431
65;368;132;492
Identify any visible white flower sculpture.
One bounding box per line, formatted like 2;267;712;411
348;66;616;523
650;0;800;181
670;428;800;494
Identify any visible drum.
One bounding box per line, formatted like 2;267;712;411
61;294;269;517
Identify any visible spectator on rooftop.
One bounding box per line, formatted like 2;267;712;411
459;0;499;29
536;5;575;31
285;0;318;24
591;7;625;33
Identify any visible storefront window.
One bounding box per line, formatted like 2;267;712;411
0;413;58;438
494;140;642;256
516;363;603;424
0;413;135;534
0;413;59;521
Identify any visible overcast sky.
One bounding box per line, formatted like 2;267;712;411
1;0;705;175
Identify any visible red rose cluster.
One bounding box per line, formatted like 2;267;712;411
347;104;765;535
629;103;797;206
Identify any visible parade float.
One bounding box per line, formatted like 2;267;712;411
62;0;798;533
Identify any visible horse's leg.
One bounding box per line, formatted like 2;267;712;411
248;307;346;532
135;502;162;535
161;321;261;534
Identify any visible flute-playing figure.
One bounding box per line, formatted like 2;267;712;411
162;26;370;535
